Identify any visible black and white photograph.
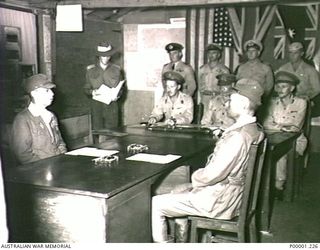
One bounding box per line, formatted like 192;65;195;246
0;0;320;248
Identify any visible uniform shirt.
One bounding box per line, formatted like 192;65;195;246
236;59;274;95
201;93;235;128
84;63;121;96
162;61;196;96
189;115;264;219
198;63;230;94
263;95;307;132
278;61;320;99
11;108;67;164
150;91;194;124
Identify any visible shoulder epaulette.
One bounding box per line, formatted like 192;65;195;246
86;64;95;70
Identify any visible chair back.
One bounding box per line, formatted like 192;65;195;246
237;138;267;238
193;103;204;124
59;113;93;150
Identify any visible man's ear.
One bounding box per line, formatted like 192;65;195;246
177;84;181;90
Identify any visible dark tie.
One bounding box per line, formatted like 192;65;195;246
172;63;175;70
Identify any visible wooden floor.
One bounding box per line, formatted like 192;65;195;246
261;153;320;243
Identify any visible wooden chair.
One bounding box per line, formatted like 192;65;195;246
59;113;93;150
188;138;267;243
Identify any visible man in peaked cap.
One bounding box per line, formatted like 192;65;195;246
264;70;308;190
201;73;236;128
162;42;196;97
11;74;67;164
198;43;230;116
151;74;264;243
235;39;274;97
278;42;320;102
148;71;194;126
84;41;125;130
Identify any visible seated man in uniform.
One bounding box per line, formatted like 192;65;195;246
152;78;264;243
148;71;194;126
263;71;307;190
11;74;67;164
201;73;236;129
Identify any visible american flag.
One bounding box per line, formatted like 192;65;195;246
186;7;237;75
212;7;234;48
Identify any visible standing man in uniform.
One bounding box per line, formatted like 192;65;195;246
148;71;194;126
84;42;124;130
278;42;320;102
162;43;196;97
198;43;230;116
201;73;236;129
236;39;274;97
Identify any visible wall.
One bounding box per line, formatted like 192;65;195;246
53;19;123;120
122;9;186;125
0;7;37;123
0;7;37;66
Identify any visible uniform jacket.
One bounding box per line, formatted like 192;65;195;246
150;92;194;124
263;95;307;132
11;108;67;164
278;61;320;99
236;59;274;95
84;63;121;96
162;61;196;96
198;63;230;94
201;93;235;128
189;116;264;219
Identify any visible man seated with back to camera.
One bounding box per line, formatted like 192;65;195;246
201;73;237;130
263;71;307;191
11;74;67;165
152;78;264;243
147;71;194;127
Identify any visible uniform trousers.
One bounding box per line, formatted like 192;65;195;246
90;99;119;129
152;192;209;243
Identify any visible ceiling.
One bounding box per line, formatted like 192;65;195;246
1;0;317;22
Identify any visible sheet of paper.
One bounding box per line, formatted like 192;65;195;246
65;147;119;157
126;153;181;164
92;80;125;105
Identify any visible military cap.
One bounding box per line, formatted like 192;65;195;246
288;42;304;52
234;78;264;105
96;41;115;56
163;71;185;85
206;43;222;52
216;73;236;86
244;39;263;51
275;71;300;86
24;74;56;93
165;43;184;52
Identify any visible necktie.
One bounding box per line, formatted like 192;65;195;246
172;63;175;70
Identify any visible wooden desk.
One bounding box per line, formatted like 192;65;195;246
5;132;214;242
259;131;300;233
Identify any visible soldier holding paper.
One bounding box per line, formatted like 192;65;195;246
84;42;125;129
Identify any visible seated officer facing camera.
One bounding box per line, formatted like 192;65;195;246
11;74;67;165
148;71;194;126
263;71;307;190
201;73;237;129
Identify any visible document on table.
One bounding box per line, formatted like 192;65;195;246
92;80;125;105
126;153;181;164
65;147;119;157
